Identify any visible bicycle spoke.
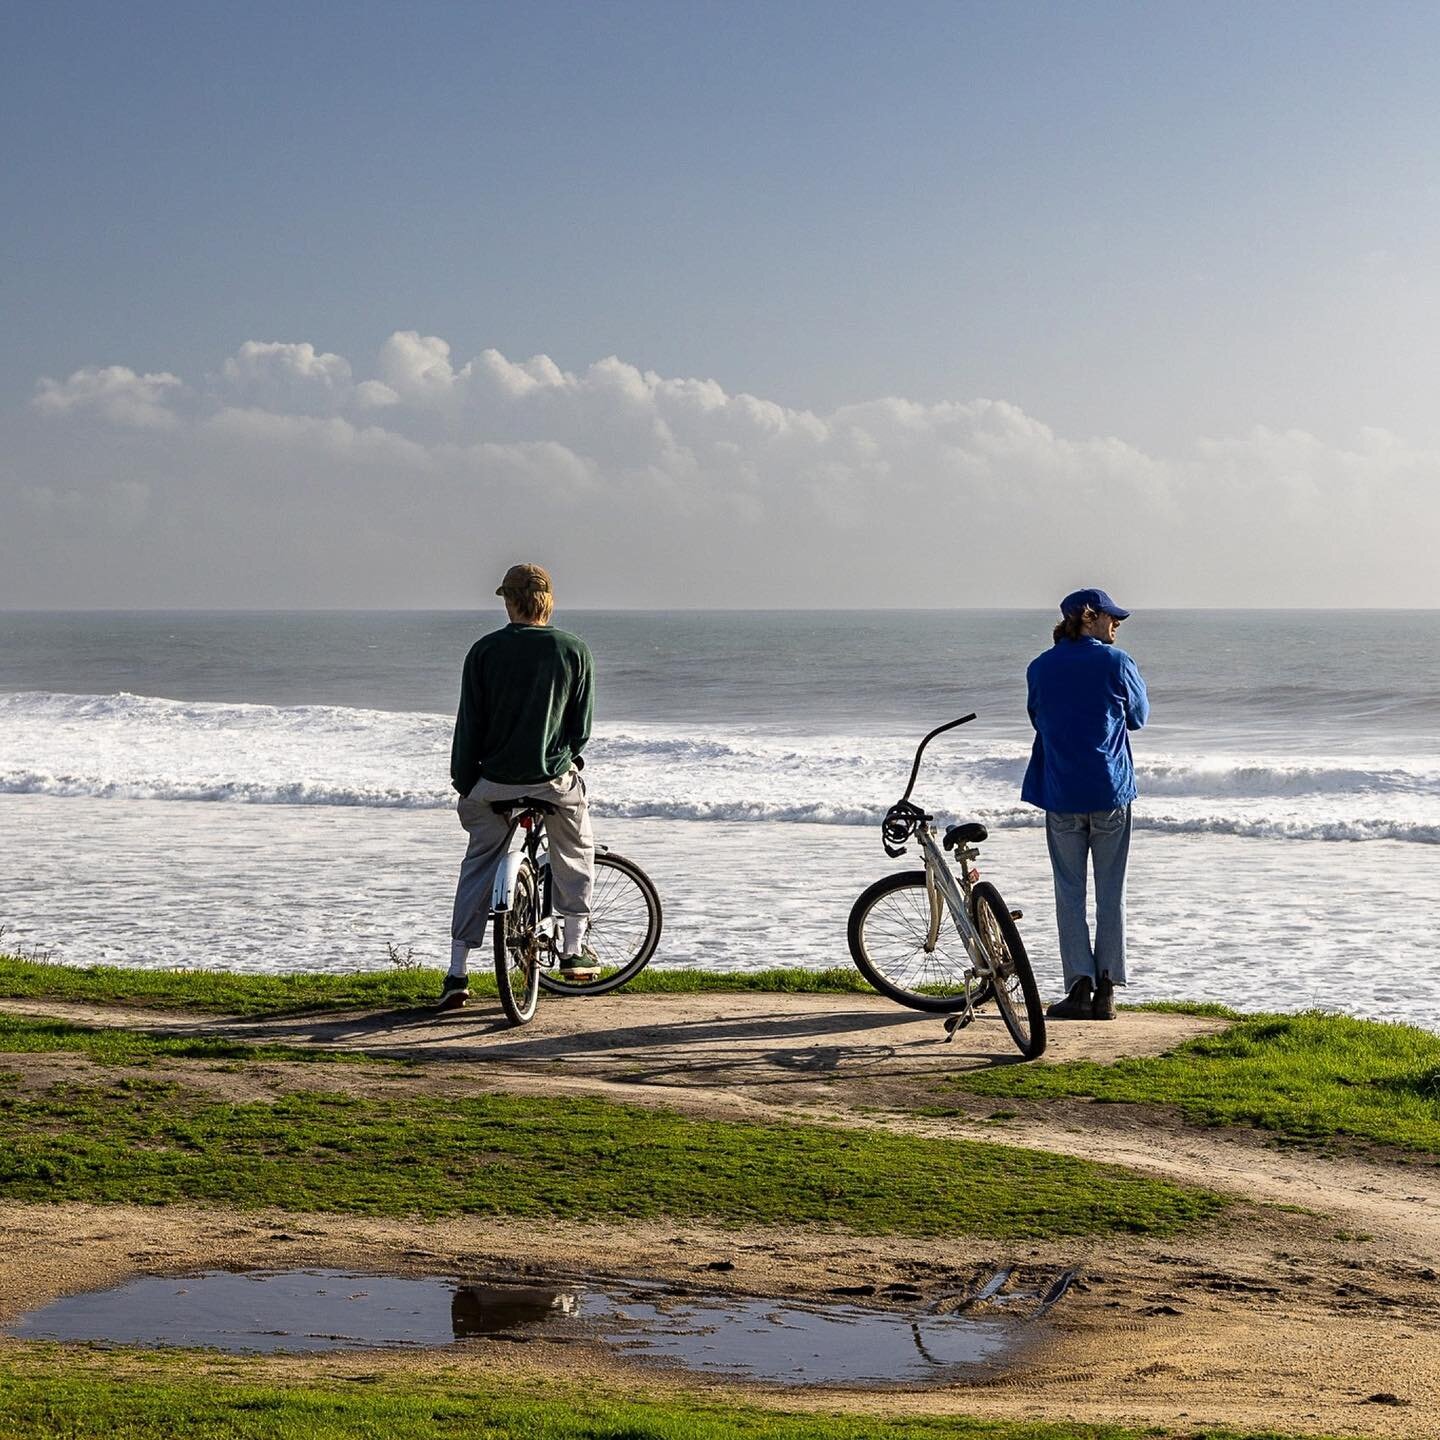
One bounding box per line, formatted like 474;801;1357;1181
853;878;970;998
540;851;661;995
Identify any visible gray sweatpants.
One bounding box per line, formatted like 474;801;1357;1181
450;768;595;951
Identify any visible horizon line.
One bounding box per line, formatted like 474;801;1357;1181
3;604;1438;616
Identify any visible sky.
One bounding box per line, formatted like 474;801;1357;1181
3;0;1439;608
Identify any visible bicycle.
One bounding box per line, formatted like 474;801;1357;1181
846;714;1046;1059
489;796;663;1025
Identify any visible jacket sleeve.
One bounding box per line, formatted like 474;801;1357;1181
565;644;594;756
1122;656;1150;731
450;648;483;796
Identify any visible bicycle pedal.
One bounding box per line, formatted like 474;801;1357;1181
1010;909;1023;921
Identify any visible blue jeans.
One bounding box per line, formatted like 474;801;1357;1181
1045;806;1132;991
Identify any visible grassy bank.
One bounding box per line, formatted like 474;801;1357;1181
942;1011;1440;1156
0;1079;1222;1237
0;956;869;1016
0;1363;1343;1440
10;955;1436;1159
0;1014;375;1067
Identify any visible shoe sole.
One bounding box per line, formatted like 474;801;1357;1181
435;992;470;1012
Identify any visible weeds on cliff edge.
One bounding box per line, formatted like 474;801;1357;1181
0;956;869;1017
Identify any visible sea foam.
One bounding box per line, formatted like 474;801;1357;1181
1;690;1436;843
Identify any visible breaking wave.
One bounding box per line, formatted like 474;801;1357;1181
1;690;1436;843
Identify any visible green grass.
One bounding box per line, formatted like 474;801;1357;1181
0;956;869;1017
0;1365;1345;1440
0;1078;1222;1237
947;1011;1440;1156
0;1015;376;1067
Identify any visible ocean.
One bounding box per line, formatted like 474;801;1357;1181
2;610;1437;1028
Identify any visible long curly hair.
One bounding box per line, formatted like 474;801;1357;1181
1053;605;1099;644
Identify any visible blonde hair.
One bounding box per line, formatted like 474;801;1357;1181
508;586;554;625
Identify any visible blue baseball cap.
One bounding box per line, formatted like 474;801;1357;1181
1060;588;1131;620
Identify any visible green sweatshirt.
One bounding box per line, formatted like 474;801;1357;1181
450;623;594;792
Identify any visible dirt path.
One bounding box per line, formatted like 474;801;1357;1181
2;991;1438;1436
0;988;1225;1074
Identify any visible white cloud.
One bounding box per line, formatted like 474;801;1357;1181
377;331;459;402
200;406;432;469
219;341;353;413
14;330;1440;607
32;365;184;430
354;380;400;408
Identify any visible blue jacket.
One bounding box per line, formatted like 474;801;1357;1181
1021;637;1149;813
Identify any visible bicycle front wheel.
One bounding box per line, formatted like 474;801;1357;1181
537;850;662;997
494;864;541;1024
847;870;973;1012
971;881;1046;1058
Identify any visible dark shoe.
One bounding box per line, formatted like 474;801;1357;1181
436;974;470;1011
1046;977;1094;1020
558;945;600;982
1092;975;1116;1021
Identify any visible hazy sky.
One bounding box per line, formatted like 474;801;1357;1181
4;0;1439;608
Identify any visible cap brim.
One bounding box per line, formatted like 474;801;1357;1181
1107;606;1131;620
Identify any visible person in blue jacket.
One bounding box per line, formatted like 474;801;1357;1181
1022;588;1149;1021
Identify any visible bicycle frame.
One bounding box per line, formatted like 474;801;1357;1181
913;821;998;983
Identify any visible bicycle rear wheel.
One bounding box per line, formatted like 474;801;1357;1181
494;864;541;1024
538;850;662;997
970;881;1046;1058
847;870;973;1012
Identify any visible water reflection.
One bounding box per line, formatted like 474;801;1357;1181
451;1284;577;1337
6;1268;1056;1385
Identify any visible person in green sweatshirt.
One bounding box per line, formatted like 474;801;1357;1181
440;563;595;1010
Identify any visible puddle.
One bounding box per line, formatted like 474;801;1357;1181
5;1269;1057;1386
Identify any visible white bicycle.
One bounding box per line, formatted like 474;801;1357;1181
846;715;1047;1059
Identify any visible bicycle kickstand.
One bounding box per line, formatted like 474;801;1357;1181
942;985;979;1042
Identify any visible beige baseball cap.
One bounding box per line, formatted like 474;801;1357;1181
495;562;553;597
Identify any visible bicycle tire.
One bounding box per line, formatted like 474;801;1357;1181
494;864;541;1024
847;870;974;1012
538;850;663;997
970;881;1046;1058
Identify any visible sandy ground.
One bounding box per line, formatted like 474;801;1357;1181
1;991;1438;1436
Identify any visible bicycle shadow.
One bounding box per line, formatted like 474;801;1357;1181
231;1001;890;1049
227;1001;1039;1079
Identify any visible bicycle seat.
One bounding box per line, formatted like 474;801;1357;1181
489;797;558;817
943;821;988;851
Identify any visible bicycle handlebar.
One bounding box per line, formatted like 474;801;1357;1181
880;713;978;857
897;714;976;804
